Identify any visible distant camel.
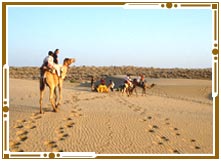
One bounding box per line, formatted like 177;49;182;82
121;79;155;96
39;58;75;114
131;79;155;96
120;82;132;97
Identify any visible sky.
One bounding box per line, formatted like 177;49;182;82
8;6;212;68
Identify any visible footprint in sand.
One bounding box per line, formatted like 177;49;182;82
133;108;141;112
64;100;71;104
29;125;37;129
128;105;133;109
31;115;42;120
139;118;147;122
63;134;69;137
17;135;28;142
16;130;28;136
141;116;153;122
56;130;64;134
51;148;64;152
148;129;155;133
71;110;77;114
57;133;69;141
161;136;169;142
173;149;180;154
66;122;75;128
35;116;42;119
44;140;58;148
31;112;40;117
16;119;27;123
11;149;24;152
55;127;66;134
195;146;201;150
191;139;196;143
10;141;21;150
152;125;159;129
13;125;24;129
174;127;178;131
71;112;82;117
63;117;72;121
24;124;37;129
59;137;65;141
189;139;201;150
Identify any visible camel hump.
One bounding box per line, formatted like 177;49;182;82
45;69;56;75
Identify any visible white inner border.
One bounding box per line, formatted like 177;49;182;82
5;2;217;158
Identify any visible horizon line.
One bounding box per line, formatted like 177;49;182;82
9;65;212;69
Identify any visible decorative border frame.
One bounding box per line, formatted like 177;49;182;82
2;1;219;159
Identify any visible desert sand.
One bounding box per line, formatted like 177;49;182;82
9;77;212;154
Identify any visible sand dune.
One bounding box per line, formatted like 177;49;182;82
9;78;212;154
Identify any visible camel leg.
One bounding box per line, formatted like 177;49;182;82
39;89;45;114
49;87;58;112
126;88;130;97
54;87;58;106
143;87;147;95
121;88;124;96
57;84;62;108
141;87;145;96
134;87;138;96
39;78;45;114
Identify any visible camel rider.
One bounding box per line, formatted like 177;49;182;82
43;51;54;68
53;49;60;64
140;74;145;86
124;74;133;88
41;51;61;77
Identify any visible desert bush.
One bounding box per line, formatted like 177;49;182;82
9;66;212;81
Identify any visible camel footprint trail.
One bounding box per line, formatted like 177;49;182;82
116;95;202;154
10;113;42;152
9;78;212;153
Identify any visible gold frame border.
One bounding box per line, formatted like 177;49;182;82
2;1;219;159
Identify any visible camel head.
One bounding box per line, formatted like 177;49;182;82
60;58;76;79
63;58;75;67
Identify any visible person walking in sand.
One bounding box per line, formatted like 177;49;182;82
108;80;115;92
91;76;95;91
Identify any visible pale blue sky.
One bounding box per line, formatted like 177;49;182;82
8;7;212;68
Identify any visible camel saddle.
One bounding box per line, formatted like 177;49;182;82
40;66;56;78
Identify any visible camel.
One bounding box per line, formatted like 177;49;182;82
120;79;155;96
120;83;132;96
39;58;75;114
131;79;155;96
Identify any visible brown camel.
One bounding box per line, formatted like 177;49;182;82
131;79;155;96
39;58;75;114
121;79;155;96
